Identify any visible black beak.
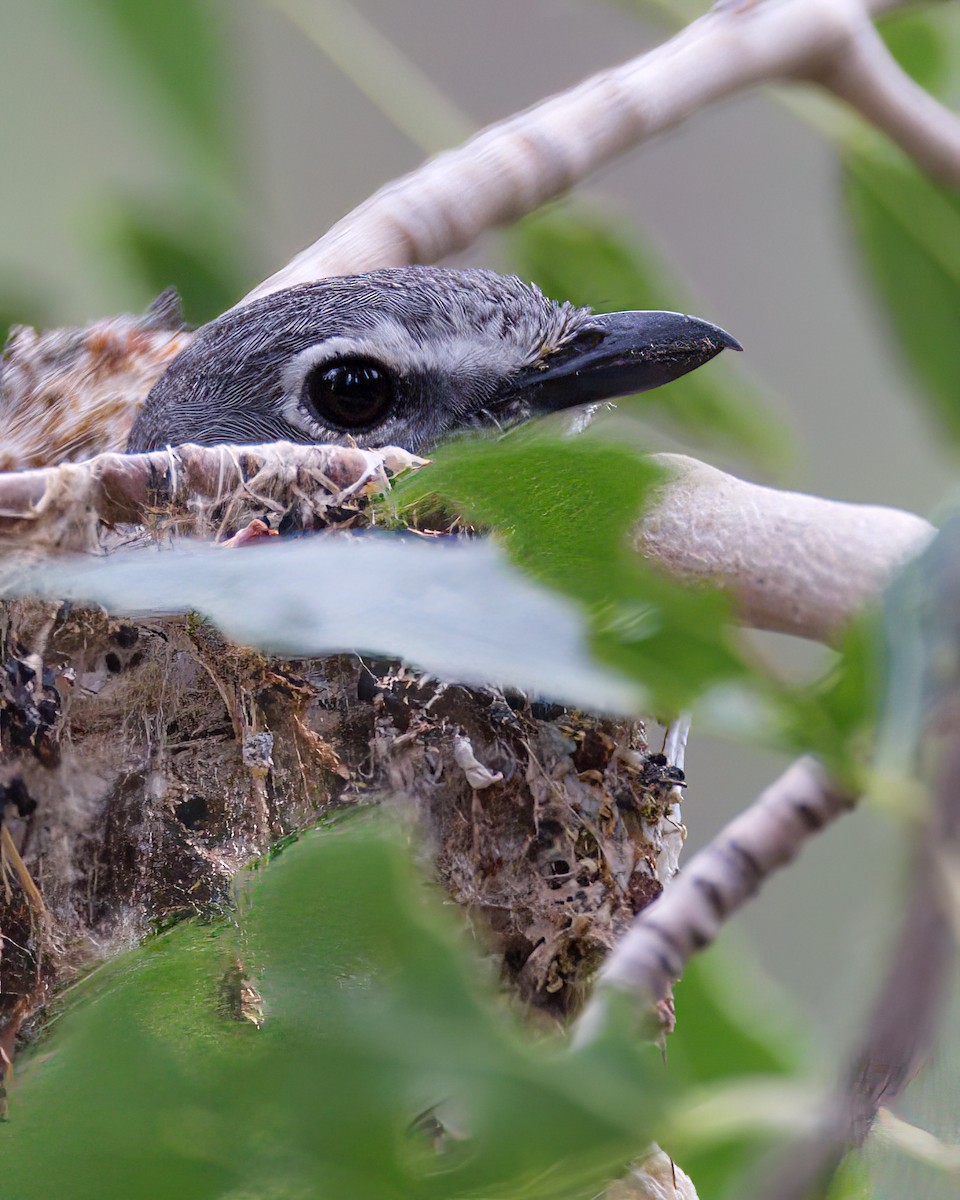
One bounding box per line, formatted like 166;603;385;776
505;310;742;414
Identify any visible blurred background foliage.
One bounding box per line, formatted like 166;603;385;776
4;1;960;1196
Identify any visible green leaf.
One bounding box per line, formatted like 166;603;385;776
11;528;642;714
101;201;251;324
777;615;883;785
662;946;810;1197
878;9;951;95
844;141;960;449
505;208;790;470
3;818;666;1199
58;0;236;175
395;434;747;715
826;1157;875;1200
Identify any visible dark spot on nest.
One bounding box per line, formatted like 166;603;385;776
502;933;535;975
174;795;208;830
530;700;565;722
3;655;62;766
530;819;565;853
323;504;358;526
381;689;411;732
573;727;612;774
613;785;637;812
111;625;139;649
627;872;663;912
545;859;571;888
1;773;37;818
428;684;477;725
104;652;122;674
278;507;302;535
356;666;381;703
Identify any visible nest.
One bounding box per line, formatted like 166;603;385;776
0;441;684;1072
0;325;684;1077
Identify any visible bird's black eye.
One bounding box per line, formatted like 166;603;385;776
302;358;396;430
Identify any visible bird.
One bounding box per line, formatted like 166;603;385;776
126;266;741;454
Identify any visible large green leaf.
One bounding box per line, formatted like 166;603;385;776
3;818;668;1199
8;525;642;713
394;434;747;715
844;142;960;449
506;208;790;469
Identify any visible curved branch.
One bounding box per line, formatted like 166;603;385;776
825;16;960;184
240;0;959;304
638;455;934;644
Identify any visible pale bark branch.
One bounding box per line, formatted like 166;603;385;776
240;0;959;305
639;455;935;644
573;757;855;1046
824;15;960;183
0;445;933;646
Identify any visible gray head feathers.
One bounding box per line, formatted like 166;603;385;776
127;266;739;454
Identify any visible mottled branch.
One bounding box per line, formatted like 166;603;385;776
241;0;958;304
756;525;960;1198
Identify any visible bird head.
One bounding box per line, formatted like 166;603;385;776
126;267;741;454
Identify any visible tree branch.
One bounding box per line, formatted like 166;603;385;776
755;525;960;1197
638;455;934;644
240;0;958;305
0;445;932;645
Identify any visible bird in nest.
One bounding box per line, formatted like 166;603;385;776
0;267;739;469
126;266;740;455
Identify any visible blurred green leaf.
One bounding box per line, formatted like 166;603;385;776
102;201;250;323
4;818;668;1199
844;140;960;450
506;209;790;470
61;0;236;175
670;951;801;1086
0;288;52;346
879;9;951;95
844;12;960;451
777;615;883;784
663;948;809;1197
11;532;642;713
395;434;748;715
826;1156;875;1200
